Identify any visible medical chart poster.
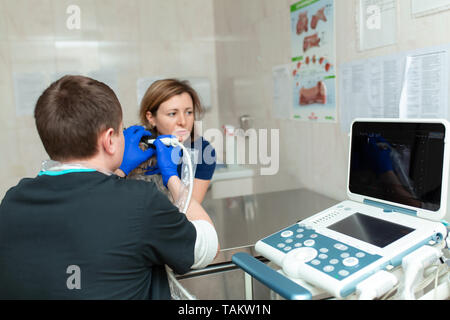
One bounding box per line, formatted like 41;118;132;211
290;0;337;122
291;60;336;122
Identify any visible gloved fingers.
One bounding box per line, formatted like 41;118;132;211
144;165;161;176
155;134;177;146
153;138;165;151
123;126;143;144
154;136;176;150
171;146;183;165
133;128;153;141
123;125;144;135
154;137;182;165
142;147;155;158
144;170;160;176
120;126;156;175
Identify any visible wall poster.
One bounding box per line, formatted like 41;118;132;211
290;0;336;122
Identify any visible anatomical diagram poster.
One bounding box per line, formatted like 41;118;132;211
290;0;336;122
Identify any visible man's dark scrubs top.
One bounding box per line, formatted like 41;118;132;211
0;169;196;299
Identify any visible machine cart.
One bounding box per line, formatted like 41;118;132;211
165;189;338;300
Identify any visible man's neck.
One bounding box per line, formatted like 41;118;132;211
59;157;115;176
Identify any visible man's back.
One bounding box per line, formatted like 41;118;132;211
0;170;196;299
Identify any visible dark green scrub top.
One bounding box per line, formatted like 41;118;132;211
0;170;196;299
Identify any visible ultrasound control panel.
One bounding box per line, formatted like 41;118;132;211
260;222;382;282
255;200;446;298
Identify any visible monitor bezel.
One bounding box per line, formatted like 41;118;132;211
347;118;450;221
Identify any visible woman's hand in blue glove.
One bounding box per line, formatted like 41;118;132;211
119;126;155;175
153;135;182;187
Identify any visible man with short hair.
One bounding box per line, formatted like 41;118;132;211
0;75;218;299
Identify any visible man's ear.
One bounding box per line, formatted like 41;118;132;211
100;128;116;155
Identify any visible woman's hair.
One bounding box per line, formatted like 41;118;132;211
34;75;122;161
139;79;203;139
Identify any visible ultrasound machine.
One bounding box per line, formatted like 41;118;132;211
233;119;450;300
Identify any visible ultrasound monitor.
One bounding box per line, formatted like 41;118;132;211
348;121;446;212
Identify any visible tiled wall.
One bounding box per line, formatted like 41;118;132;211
0;0;219;199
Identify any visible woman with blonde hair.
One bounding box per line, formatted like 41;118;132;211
128;79;216;204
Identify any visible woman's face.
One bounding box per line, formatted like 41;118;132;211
146;92;194;142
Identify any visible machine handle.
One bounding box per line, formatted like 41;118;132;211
232;252;312;300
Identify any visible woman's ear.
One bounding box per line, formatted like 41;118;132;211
146;111;155;129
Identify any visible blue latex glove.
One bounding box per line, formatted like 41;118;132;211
153;135;182;187
144;165;160;176
119;125;155;175
366;136;393;175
